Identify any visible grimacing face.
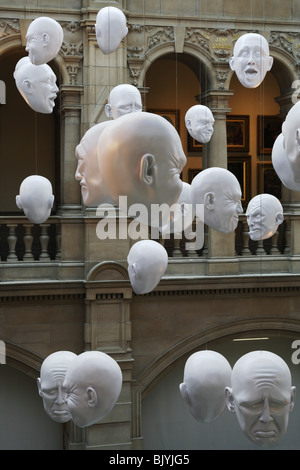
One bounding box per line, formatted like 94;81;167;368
212;183;243;233
186;106;215;143
108;88;142;119
35;68;58;113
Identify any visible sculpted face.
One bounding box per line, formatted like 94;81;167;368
185;105;215;143
229;33;273;88
25;16;63;65
282;101;300;183
95;6;128;55
105;84;142;120
272;133;300;191
246;194;284;241
16;175;54;224
226;351;295;446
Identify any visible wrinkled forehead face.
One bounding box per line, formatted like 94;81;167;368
233;34;270;87
109;87;142;119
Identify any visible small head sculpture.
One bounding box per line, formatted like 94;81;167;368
25;16;63;65
95;7;128;55
185;105;215;143
246;193;284;241
16;175;54;224
105;84;142;120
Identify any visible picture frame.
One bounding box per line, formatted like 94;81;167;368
187;132;203;153
228;155;251;206
257;115;282;155
226;115;249;153
148;109;180;134
188;168;201;184
257;162;282;200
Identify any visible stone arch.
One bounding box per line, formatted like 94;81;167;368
5;341;43;379
87;261;129;282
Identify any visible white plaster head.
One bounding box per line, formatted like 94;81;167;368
246;193;284;241
272;133;300;191
225;350;296;446
229;33;273;88
25;16;63;65
160;182;195;236
179;350;232;423
95;7;128;55
37;351;77;423
14;57;58;114
16;175;54;224
282;101;300;184
75;121;115;206
98;112;187;226
190;167;243;233
62;351;122;428
127;240;168;295
185;105;215;143
105;84;142;120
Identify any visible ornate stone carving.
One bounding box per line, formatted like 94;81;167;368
270;31;300;62
0;19;20;39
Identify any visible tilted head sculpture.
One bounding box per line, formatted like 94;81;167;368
95;6;128;55
25;16;63;65
225;350;296;446
272;133;300;191
160;182;195;236
127;240;168;295
282;101;300;184
246;193;284;241
105;84;142;120
62;351;122;428
185;105;215;143
14;57;58;114
16;175;54;224
229;33;273;88
190;167;243;233
37;351;77;423
179;350;232;423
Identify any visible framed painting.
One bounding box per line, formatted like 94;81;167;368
148;109;180;134
188;168;201;184
257;115;282;155
257;162;282;199
226;115;249;153
228;155;251;206
187;132;203;153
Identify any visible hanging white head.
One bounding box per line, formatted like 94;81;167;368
95;7;128;55
185;105;215;143
16;175;54;224
25;16;63;65
246;193;284;241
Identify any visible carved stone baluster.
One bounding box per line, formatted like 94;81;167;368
7;224;17;262
270;231;279;255
39;224;50;261
55;223;62;260
23;224;34;261
256;239;265;255
172;236;183;257
241;220;251;255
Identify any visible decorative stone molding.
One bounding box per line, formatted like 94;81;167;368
0;18;20;39
270;31;300;63
59;20;83;85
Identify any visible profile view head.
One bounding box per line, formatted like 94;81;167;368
185;105;215;143
225;350;296;446
282;101;300;184
95;6;128;55
16;175;54;224
25;16;63;65
179;350;232;423
62;351;123;428
229;33;273;88
246;193;284;241
127;240;168;295
105;84;142;120
37;351;77;423
271;133;300;191
14;57;58;114
190;167;243;233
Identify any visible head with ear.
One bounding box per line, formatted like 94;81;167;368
25;16;63;65
246;193;284;241
282;101;300;184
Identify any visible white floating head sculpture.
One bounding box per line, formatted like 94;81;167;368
95;6;128;55
37;351;77;423
179;350;232;423
185;105;215;143
229;33;273;88
246;193;284;241
25;16;63;65
225;350;296;446
272;133;300;191
98;112;187;226
160;182;195;236
190;167;243;233
62;351;122;428
282;101;300;184
105;84;142;120
16;175;54;224
14;57;58;114
127;240;168;295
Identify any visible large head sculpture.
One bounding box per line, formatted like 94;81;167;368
185;105;215;143
25;16;63;65
190;167;243;233
37;351;77;423
14;57;58;114
160;182;195;236
272;133;300;191
225;350;296;446
127;240;168;295
179;350;232;423
62;351;122;428
16;175;54;224
282;101;300;184
95;7;128;55
105;84;142;120
246;193;284;241
229;33;273;88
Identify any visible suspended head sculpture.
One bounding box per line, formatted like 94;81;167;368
185;105;215;143
95;6;128;55
272;133;300;191
246;193;284;241
62;351;122;428
16;175;54;224
229;33;273;88
160;182;195;236
14;57;58;114
25;16;63;65
282;101;300;184
190;167;243;233
225;350;296;446
105;84;142;120
127;240;168;295
37;351;77;423
98;112;187;226
179;350;232;423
